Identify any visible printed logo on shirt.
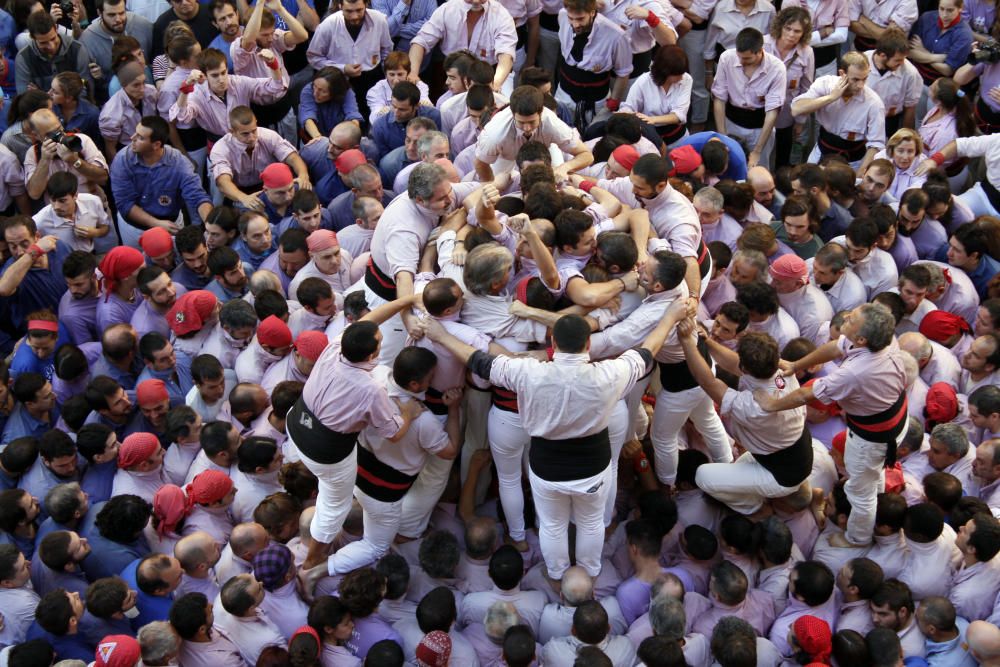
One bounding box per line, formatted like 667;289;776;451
158;195;172;207
299;410;313;430
372;55;379;65
586;481;605;493
847;132;857;141
775;376;786;390
789;79;798;89
480;49;487;57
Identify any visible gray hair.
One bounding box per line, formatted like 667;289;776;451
408;162;447;201
816;242;850;272
219;298;257;330
463;244;514;296
331;121;362;146
351;196;380;222
347;163;380;189
731;249;768;278
416;131;449;160
648;596;686;641
899;331;933;362
900;416;925;453
693;187;724;212
561;566;594;606
857;303;896;352
248;270;282;296
919;262;946;292
902;352;919;386
44;483;83;525
484;600;520;640
931;422;969;458
138;621;181;666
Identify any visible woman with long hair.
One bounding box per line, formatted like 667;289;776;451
299;67;362;144
764;6;815;168
921;77;978;191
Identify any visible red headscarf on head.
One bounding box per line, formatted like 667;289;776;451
793;616;832;664
152;485;190;537
186;469;234;508
99;247;145;301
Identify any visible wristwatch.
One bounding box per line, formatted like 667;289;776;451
72;159;83;170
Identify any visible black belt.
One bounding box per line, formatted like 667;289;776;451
287;399;359;464
846;392;909;466
753;425;814;487
658;336;710;393
356;445;418;502
631;48;655;79
813;44;838;68
364;257;397;301
690;19;708;30
529;427;611;482
982;177;1000;214
176;126;207;152
655;122;687;145
516;23;528;50
539;11;559;31
818;126;867;162
557;57;612;103
725;101;766;128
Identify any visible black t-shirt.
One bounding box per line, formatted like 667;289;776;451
151;6;220;58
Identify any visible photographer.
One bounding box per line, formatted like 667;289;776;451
954;37;1000;133
13;10;94;95
23;108;109;203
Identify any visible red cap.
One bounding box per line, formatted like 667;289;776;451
139;227;175;259
611;145;640;172
669;144;702;176
95;635;142;667
295;330;329;362
257;315;293;348
136;379;169;407
152;484;190;538
261;162;294;189
186;469;234;506
925;381;959;427
307;229;339;253
335;149;368;175
792;616;832;665
99;247;145;299
167;290;218;336
415;630;452;667
919;310;972;344
118;432;160;469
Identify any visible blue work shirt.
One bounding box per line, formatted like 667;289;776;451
1;404;54;448
25;622;95;662
299;83;363;138
232;236;277;272
370;106;441;158
208;33;237;71
80;459;116;505
911;12;974;72
110;145;211;223
674;131;748;181
171;262;213;291
9;322;71;381
80;501;150;581
120;557;175;630
372;0;436;50
0;241;70;334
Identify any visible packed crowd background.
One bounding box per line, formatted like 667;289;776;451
0;0;999;664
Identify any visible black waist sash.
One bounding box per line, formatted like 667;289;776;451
818;126;867;162
424;387;448;416
725;101;766;128
287;399;359;464
981;177;1000;214
539;11;559;31
491;386;519;413
557;57;612;102
631;47;655;79
658;336;711;393
176;125;207;152
854;34;877;51
365;257;397;301
655;121;687;145
975;96;1000;133
529;427;611;482
356;446;419;502
845;392;909;466
516;23;528;49
813;44;838;68
753;425;814;487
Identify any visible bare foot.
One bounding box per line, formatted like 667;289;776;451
301;541;332;571
505;535;529;552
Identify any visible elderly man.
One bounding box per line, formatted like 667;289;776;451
329;163;394;231
213;574;285;664
757;303;909;548
393;131;451;195
24;109;108;203
769;254;834;345
899;331;962;390
0;218;69;339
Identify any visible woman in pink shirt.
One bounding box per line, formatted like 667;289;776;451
921;77;978;192
878;129;930;200
764;7;815;169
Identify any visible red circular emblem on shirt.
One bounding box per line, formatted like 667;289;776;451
774;376;786;390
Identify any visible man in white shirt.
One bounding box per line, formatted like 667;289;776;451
32;172;111;253
212;573;285;665
899;332;963;390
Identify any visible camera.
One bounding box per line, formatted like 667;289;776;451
56;0;74;26
969;39;1000;64
47;130;84;154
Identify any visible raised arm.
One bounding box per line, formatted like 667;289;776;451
677;317;729;405
640;297;688;355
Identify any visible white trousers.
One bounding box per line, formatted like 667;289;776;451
650;386;732;485
327;486;400;575
679;29;710;123
398;453;453;538
957;182;1000;219
843;431;892;544
605;400;630;526
529;463;612;579
358;282;408;366
488;406;531;541
293;438;357;545
695;451;802;515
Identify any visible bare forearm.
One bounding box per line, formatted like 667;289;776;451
474;159;494;183
791;94;835;117
712;99;727;135
790;339;843;371
0;254;34;296
683;257;701;298
494;54;514;89
27;161;50;199
754;111;779;153
680;335;728;404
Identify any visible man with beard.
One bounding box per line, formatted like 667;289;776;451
259;228;309;296
80;0;153;76
32;530;91;597
206;246;250;303
137;334;186;403
170;591;245;667
151;0;219;55
555;0;632;128
202;300;257;370
791;51;887;171
172;226;214;292
58;251;99;345
307;0;392;120
208;0;242;71
84;376;143;440
288;230;354;299
407;0;517;92
135;380;173;444
0;374;58;447
133;267;185;340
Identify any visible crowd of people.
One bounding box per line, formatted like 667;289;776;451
0;0;998;664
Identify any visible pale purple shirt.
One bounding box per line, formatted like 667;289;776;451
0;143;25;211
170;75;287;138
622;72;693;124
260;578;310;640
306;10;392;72
812;336;908;417
864;50;923;116
99;85;159;147
849;0;918;31
949;558;1000;621
712;49;787;112
177;632;246;667
58;289;99;345
131;285;188;340
411;0;517;65
793;75;886;150
703;0;775;60
557;10;632;78
689;589;777;638
209;128;297;188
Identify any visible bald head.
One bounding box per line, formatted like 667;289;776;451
464;517;497;560
899;332;932;364
562;566;594;606
969;621;1000;664
331;121;362;148
175;531;220;573
747;166;776;208
230;522;269;560
29;109;61;137
248;270;283;296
